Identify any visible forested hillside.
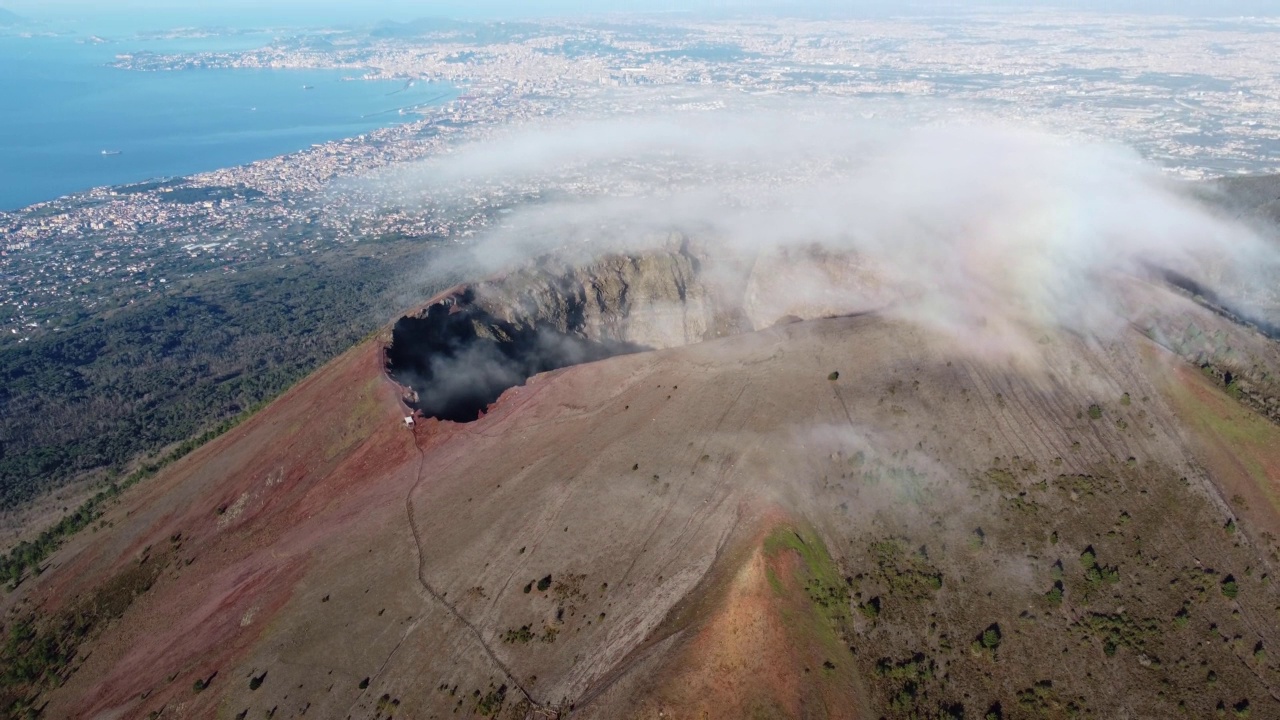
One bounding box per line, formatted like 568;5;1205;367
0;236;451;513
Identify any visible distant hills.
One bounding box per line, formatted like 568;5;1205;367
370;16;538;41
0;7;24;25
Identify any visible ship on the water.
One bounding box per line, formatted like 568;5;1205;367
100;150;121;156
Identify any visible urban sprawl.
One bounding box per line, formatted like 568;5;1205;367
4;11;1280;342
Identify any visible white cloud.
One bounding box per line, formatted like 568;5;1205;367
377;100;1278;359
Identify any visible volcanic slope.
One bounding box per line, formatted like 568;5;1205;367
5;258;1280;720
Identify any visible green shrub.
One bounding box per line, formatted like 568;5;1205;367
981;624;1001;649
501;626;535;644
1222;577;1239;599
476;685;507;716
1173;609;1190;629
859;596;882;619
1080;550;1096;570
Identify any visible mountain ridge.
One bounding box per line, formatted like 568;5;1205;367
3;244;1279;718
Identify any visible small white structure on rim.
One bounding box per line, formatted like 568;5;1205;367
403;416;415;429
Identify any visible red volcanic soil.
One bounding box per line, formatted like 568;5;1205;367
28;338;422;719
627;516;868;720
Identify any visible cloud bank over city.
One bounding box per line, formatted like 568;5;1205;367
386;104;1280;359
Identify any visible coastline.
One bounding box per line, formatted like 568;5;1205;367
0;34;459;212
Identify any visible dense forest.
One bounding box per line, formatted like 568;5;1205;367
0;235;455;513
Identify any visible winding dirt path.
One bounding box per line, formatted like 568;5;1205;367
401;428;561;718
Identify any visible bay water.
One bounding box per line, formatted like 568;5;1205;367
0;32;454;210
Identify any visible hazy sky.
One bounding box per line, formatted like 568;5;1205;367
5;0;1279;31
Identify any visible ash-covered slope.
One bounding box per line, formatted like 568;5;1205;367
4;246;1280;720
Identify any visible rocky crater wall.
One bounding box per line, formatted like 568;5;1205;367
386;242;752;422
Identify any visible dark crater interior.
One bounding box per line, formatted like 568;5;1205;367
386;291;646;423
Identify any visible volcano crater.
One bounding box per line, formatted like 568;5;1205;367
386;287;647;423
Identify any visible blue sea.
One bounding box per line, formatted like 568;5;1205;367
0;32;456;211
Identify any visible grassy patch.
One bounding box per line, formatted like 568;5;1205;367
870;538;943;601
763;526;851;625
